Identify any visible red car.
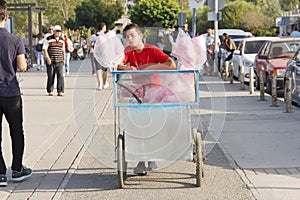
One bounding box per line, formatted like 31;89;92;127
254;38;300;94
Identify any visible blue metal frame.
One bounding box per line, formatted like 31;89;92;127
112;70;200;107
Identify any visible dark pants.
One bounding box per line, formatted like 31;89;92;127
0;95;24;174
46;61;64;93
225;50;234;62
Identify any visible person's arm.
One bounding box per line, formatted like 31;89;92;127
144;57;176;70
117;63;137;70
43;40;51;65
62;42;66;63
17;54;27;72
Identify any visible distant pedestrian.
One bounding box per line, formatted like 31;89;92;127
43;25;66;96
220;33;236;62
94;22;109;90
44;25;54;40
87;29;97;75
290;25;300;38
63;32;73;76
182;23;194;38
35;33;45;71
115;29;124;45
0;0;32;187
81;37;87;58
204;27;220;75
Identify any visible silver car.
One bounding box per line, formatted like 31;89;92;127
285;48;300;106
232;37;279;82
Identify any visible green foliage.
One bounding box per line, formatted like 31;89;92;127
196;6;214;35
7;0;84;37
67;0;123;30
199;0;281;36
220;0;261;30
129;0;180;28
279;0;298;12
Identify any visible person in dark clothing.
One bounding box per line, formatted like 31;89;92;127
182;23;194;38
221;33;236;61
0;0;32;187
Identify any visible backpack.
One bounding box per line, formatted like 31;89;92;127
36;43;43;52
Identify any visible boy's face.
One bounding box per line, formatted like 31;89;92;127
125;28;142;48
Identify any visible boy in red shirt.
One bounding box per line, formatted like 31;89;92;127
117;24;176;175
118;24;175;71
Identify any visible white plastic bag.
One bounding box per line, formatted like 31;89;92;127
94;30;125;71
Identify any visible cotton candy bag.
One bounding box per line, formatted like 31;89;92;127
94;30;125;71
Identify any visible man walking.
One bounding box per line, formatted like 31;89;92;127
205;27;219;75
0;0;32;187
43;25;66;96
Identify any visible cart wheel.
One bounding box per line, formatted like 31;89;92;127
193;128;204;187
117;134;125;188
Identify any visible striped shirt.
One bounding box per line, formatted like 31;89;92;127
43;35;65;62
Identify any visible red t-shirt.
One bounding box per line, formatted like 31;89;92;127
122;44;169;87
123;44;169;70
123;44;169;87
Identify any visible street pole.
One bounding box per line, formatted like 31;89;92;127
214;0;219;75
192;8;196;37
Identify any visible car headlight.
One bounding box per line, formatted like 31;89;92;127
273;69;285;76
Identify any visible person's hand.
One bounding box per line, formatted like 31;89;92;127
130;66;137;71
46;57;51;65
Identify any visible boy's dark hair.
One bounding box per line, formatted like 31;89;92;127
123;23;142;35
98;22;106;31
0;0;7;22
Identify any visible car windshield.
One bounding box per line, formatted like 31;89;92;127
269;41;300;59
244;41;266;54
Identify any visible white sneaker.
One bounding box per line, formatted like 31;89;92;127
103;83;109;89
96;85;102;91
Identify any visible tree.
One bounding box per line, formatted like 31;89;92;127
129;0;180;28
196;5;214;34
220;0;258;30
68;0;124;30
279;0;299;12
219;0;280;36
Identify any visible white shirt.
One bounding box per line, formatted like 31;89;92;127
88;34;98;53
291;30;300;38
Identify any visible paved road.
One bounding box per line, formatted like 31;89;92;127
1;58;299;199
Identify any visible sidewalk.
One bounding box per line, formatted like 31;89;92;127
199;76;300;200
0;61;299;199
0;58;111;199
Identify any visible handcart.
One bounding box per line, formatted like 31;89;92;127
112;69;204;188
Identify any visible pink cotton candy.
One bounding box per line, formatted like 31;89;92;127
192;36;207;67
143;73;196;103
171;30;206;70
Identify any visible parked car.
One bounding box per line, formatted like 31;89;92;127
232;37;278;82
254;38;300;94
284;48;300;106
217;29;250;40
